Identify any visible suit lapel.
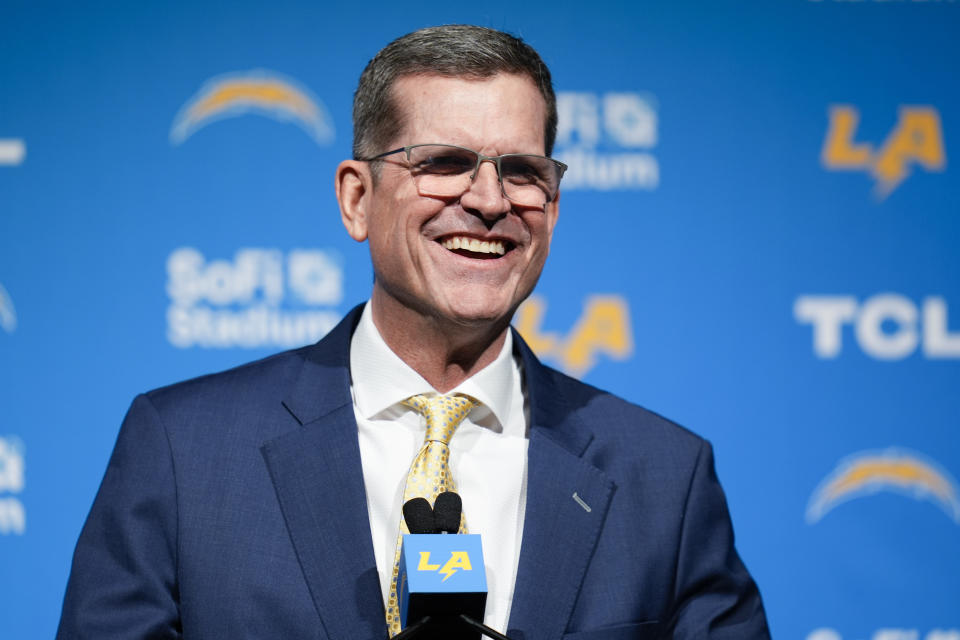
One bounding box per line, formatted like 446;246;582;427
261;307;386;640
507;335;616;640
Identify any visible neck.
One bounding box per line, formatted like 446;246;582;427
369;293;510;393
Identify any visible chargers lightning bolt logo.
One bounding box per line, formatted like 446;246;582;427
170;69;334;146
807;448;960;525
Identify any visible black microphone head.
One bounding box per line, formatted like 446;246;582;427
403;497;435;534
433;491;463;534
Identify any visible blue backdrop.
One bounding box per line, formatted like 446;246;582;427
2;1;958;638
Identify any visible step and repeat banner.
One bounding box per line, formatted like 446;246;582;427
1;1;958;638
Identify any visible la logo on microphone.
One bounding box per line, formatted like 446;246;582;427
417;550;473;582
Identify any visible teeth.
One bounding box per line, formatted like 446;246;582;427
441;236;506;255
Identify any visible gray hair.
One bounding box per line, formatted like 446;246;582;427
352;25;558;161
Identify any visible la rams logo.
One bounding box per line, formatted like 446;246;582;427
170;69;335;146
0;283;16;334
806;448;960;525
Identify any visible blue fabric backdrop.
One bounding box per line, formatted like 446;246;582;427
1;1;958;638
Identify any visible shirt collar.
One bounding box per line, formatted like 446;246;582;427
349;302;521;436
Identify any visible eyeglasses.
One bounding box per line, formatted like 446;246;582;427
364;143;567;207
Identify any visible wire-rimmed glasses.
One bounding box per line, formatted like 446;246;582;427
364;143;567;207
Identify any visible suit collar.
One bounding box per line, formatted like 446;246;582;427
350;302;523;437
513;327;594;456
281;304;363;426
282;308;596;452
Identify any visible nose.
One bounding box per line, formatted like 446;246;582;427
460;159;510;220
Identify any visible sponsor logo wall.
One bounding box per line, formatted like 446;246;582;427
1;2;957;638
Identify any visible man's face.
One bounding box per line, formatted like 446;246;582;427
358;73;559;332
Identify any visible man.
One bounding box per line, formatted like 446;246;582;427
58;25;770;639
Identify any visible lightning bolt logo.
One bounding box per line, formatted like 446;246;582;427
170;69;334;146
807;448;960;524
438;551;471;582
439;564;457;582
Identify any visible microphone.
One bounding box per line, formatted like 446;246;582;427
432;492;462;534
403;497;435;534
396;493;488;640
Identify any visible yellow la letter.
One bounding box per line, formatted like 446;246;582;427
822;105;873;169
873;106;946;198
417;551;440;571
561;296;633;377
515;295;560;356
438;551;472;582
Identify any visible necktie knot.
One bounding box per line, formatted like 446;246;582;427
402;393;478;445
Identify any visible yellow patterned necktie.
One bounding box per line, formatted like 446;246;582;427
385;393;479;637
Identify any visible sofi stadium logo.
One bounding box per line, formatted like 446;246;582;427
821;105;945;200
0;139;26;166
554;91;658;191
806;448;960;526
795;294;960;360
166;247;343;349
0;436;26;535
515;294;633;377
170;69;334;146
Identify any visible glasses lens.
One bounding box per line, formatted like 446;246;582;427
499;155;561;206
405;144;562;206
407;145;475;197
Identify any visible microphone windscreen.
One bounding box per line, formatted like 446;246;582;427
403;497;436;534
433;491;462;534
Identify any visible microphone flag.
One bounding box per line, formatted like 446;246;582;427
397;533;487;640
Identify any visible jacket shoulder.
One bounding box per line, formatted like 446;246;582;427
143;345;312;412
540;363;707;457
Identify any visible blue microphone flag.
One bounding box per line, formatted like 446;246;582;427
398;533;487;633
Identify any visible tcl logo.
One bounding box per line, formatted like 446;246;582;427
795;294;960;360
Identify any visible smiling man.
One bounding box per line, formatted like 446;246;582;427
58;25;770;640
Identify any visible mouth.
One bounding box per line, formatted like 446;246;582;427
438;235;513;259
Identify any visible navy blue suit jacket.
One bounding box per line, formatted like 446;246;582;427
58;306;769;639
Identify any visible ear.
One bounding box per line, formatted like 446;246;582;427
336;159;372;242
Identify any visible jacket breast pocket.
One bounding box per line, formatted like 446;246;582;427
562;621;662;640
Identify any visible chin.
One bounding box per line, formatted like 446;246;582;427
439;296;516;329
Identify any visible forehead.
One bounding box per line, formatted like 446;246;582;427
389;73;547;154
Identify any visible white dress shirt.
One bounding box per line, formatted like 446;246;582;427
349;303;529;635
